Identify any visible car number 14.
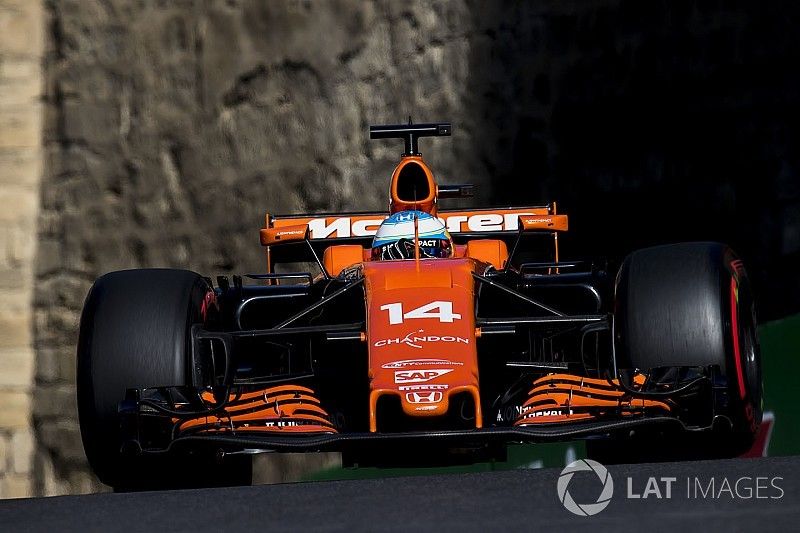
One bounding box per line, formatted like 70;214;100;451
379;301;462;325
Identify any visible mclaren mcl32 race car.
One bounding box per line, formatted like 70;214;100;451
77;122;763;490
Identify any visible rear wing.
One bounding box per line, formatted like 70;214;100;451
263;206;557;267
266;206;552;241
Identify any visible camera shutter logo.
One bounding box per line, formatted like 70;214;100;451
557;459;614;516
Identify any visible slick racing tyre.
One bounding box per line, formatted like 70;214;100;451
588;242;762;463
77;269;252;490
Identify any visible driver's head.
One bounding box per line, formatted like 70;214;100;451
371;210;453;261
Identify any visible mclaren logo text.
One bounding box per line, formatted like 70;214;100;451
306;212;537;239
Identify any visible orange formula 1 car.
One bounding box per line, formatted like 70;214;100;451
77;122;762;490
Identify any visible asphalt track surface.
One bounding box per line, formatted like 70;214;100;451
1;456;798;532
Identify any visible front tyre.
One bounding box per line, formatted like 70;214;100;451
77;269;252;490
589;242;762;463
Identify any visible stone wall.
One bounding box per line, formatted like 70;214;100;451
0;0;796;496
0;0;43;498
33;0;483;494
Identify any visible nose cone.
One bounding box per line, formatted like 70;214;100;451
364;259;482;430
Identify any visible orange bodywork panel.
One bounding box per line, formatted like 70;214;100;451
363;258;481;431
465;239;509;270
323;245;365;277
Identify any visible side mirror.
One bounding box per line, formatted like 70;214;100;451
260;224;309;246
437;184;474;199
519;214;568;232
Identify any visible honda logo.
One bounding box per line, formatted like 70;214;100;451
405;391;443;404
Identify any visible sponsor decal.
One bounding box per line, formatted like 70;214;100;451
380;301;461;325
405;391;443;404
394;369;453;383
496;405;573;422
414;405;438;412
264;420;303;427
382;358;465;369
276;229;306;237
302;211;538;239
520;214;568;231
524;408;569;418
398;384;449;391
374;331;470;350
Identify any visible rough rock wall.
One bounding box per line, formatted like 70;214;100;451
33;0;800;494
0;0;43;498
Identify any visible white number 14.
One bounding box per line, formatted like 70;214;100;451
379;301;462;325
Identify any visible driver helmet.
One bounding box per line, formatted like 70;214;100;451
371;210;453;261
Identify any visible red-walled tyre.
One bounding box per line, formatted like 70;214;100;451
588;242;762;463
77;269;252;490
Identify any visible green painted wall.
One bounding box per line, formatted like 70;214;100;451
759;313;800;456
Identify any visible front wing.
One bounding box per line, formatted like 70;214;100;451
120;372;706;458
